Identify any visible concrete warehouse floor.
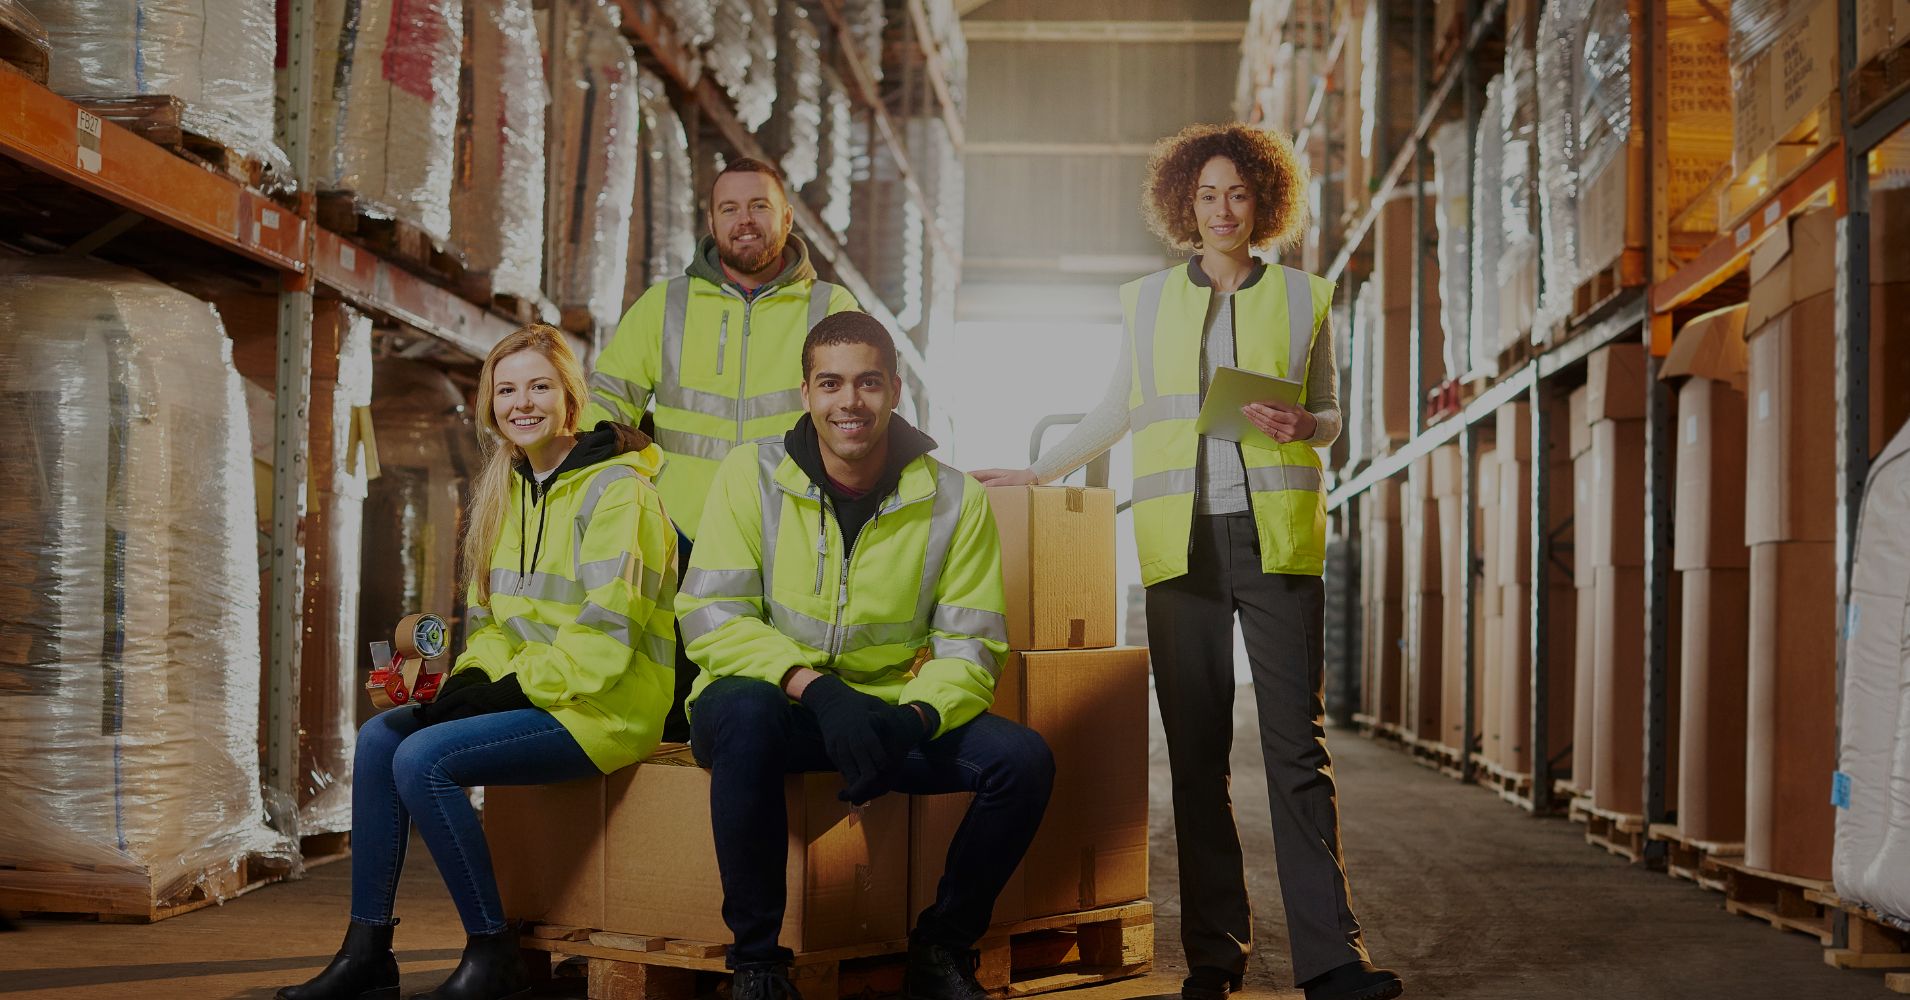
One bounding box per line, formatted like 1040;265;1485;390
2;691;1897;1000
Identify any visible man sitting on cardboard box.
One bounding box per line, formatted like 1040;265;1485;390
677;311;1056;1000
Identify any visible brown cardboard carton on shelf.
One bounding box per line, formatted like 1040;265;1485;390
1572;449;1598;589
1438;488;1466;751
1496;449;1531;586
1731;0;1837;175
1661;304;1750;392
1568;387;1592;459
1584;343;1648;424
1591;565;1646;817
1870;281;1910;454
1745;209;1836;335
986;486;1117;650
1745;541;1838;879
1370;474;1405;522
1571;583;1597;796
1496;581;1577;776
1410;591;1445;742
1744;292;1837;545
1679;567;1750;845
488;776;607;930
1673;376;1750;571
1497;399;1532;462
1374;306;1416;448
1429;443;1464;499
1586;418;1647;570
602;751;911;951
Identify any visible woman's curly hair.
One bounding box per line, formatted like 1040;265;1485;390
1143;123;1309;253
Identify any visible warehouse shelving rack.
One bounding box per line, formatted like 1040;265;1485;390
0;0;966;803
1258;0;1910;835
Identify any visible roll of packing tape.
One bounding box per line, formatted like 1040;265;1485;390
394;612;449;659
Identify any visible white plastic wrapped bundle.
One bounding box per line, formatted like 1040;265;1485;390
1359;9;1381;165
1498;26;1539;352
896;197;925;330
1534;1;1582;337
312;0;464;243
452;0;548;300
1430;120;1470;380
1836;421;1910;920
740;0;779;133
0;259;288;914
767;1;822;191
543;0;639;331
1573;0;1632;285
637;67;696;290
1470;77;1505;382
1351;279;1381;461
658;0;715;49
23;0;288;176
842;0;884;82
814;67;856;235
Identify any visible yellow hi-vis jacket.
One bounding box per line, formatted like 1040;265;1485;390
455;445;679;772
675;442;1009;738
1123;261;1335;586
581;240;860;541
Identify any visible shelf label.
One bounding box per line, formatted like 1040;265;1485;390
1685;415;1697;445
1832;771;1851;810
339;243;356;270
1764;200;1783;228
75;109;102;174
260;208;280;230
1734;223;1753;248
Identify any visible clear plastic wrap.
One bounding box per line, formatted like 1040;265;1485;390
658;0;715;50
1729;0;1816;66
358;360;478;724
813;66;856;235
1534;0;1582;338
312;0;465;242
1499;25;1539;352
0;0;50;83
452;0;548;300
1359;7;1380;163
1575;0;1632;195
1430;120;1471;381
842;0;884;82
543;0;639;330
0;259;291;915
23;0;289;177
636;66;696;291
767;0;822;191
1470;76;1505;381
708;0;777;132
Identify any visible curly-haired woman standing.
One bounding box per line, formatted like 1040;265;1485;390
975;124;1402;1000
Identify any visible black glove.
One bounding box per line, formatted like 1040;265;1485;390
801;675;933;804
415;672;534;726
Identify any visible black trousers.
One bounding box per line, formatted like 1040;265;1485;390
1145;512;1369;985
661;530;695;743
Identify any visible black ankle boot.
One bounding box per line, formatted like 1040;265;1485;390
1300;960;1404;1000
902;939;988;1000
278;921;400;1000
1180;965;1243;1000
411;927;530;1000
731;963;804;1000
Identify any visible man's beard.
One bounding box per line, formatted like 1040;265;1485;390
717;229;788;276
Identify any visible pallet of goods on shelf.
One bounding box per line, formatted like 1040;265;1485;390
1722;0;1839;224
451;0;549;308
627;68;698;301
541;0;639;337
809;65;857;237
707;0;777;132
1430;120;1473;385
0;0;49;85
1469;76;1505;384
1497;16;1540;362
764;0;822;192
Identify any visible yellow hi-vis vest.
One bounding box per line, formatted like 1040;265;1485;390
582;275;859;540
1123;262;1334;586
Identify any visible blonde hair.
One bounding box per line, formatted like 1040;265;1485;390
462;325;590;603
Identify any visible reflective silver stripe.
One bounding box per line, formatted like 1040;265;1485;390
912;462;969;632
1131;269;1172;404
656;383;738;416
1132;468;1197;504
504;616;558;646
655;428;734;462
641;632;675;668
572;466;642;574
682;566;763;598
837;618;926;655
930;604;1008;644
588;370;647;415
767;598;837;649
679;600;759;644
1128;392;1199;431
591;389;628;417
757;442;791;601
469;605;493;626
832;660;910;684
575;603;637;647
930;636;1002;677
808;280;837;330
578;553;633;591
1281;266;1316;382
741;387;805;422
658;276;692;392
488;569;586;605
1245;464;1324;493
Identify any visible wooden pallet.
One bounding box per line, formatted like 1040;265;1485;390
1495;335;1537;376
69;95;272;187
1712;857;1834;946
1646;825;1739;892
1716;92;1841;234
1854;38;1910;122
0;852;286;924
1581;805;1650;864
0;16;49;85
300;831;352;871
318;192;461;285
1805;888;1910;972
521;901;1153;1000
1570;248;1645;325
1889;971;1910;994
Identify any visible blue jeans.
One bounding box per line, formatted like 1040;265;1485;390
350;706;600;934
691;676;1055;967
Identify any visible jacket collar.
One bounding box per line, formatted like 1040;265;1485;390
1185;254;1269;291
688;233;818;297
771;419;941;509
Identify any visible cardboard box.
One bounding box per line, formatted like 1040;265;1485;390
1572;450;1597;588
1496;400;1532;462
600;755;911;950
1369;475;1404;522
1872;281;1910;455
1745;292;1837;544
1571;584;1598;793
1673;376;1750;570
1373;306;1416;447
1586;418;1647;570
1745;541;1838;879
1731;0;1837;174
488;776;608;930
1429;443;1464;499
986;486;1118;650
1369;595;1405;727
1591;565;1646;816
1409;591;1445;741
1584;343;1647;424
1745;209;1837;334
1495;582;1577;776
1662;304;1749;392
1679;567;1750;844
1496;453;1530;585
1568;387;1592;458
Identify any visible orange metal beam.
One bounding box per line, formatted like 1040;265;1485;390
0;69;305;272
312;229;519;359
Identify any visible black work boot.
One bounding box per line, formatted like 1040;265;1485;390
277;921;400;1000
1180;965;1243;1000
1300;960;1404;1000
411;927;531;1000
731;963;804;1000
902;939;988;1000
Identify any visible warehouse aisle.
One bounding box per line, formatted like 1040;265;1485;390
1;691;1897;1000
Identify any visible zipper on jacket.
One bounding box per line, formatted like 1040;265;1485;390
813;486;829;595
735;299;756;444
825;489;926;665
716;311;730;375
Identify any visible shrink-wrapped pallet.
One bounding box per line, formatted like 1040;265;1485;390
1470;76;1505;381
1534;1;1581;336
1730;0;1838;175
1498;27;1539;354
627;67;696;297
24;0;287;175
1430;120;1471;382
765;0;822;191
542;0;639;332
452;0;548;301
812;66;856;235
658;0;715;49
842;0;884;82
0;259;289;916
707;0;776;132
311;0;464;243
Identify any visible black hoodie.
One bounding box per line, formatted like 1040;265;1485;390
510;421;652;577
784;412;939;553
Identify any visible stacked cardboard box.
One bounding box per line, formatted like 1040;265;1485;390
1477;448;1503;763
1371;192;1443;454
1360;479;1405;729
912;487;1146;928
1404;455;1446;744
1730;0;1838;180
1662;305;1752;847
1431;444;1468;754
1492;401;1577;778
